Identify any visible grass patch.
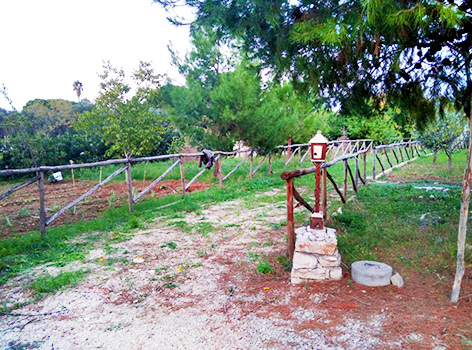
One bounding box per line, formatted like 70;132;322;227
333;183;469;273
30;269;89;296
256;259;274;274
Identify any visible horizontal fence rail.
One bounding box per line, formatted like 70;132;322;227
0;139;429;237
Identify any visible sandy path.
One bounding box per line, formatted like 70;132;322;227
0;190;402;350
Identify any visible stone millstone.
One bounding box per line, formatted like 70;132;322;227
351;260;393;287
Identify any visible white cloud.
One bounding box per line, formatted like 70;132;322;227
0;0;192;110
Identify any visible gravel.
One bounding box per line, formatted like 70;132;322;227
0;191;405;349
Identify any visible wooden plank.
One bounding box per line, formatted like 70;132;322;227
293;186;313;212
415;143;421;157
0;152;213;176
326;170;346;204
185;168;206;191
404;143;411;160
46;166;127;226
285;146;300;167
300;147;310;164
357;166;366;185
372;149;376;179
355;156;359;189
216;156;223;186
330;142;342;160
322;168;327;220
125;163;134;213
287;178;295;262
343;160;348;199
179;156;186;196
250;151;254;179
384;149;394;168
252;152;271;175
133;159;181;203
346;161;358;193
391;147;400;164
0;175;38;201
37;172;46;236
223;153;250;181
375;153;386;174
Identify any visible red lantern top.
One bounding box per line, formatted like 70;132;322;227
309;130;329;162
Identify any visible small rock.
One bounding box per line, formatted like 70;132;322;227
408;332;424;342
391;273;404;288
89;249;106;260
430;195;435;199
329;267;342;280
133;256;145;264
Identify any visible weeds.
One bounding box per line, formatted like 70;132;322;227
256;260;273;274
161;241;177;250
30;269;90;296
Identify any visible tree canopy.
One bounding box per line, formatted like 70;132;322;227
75;61;167;158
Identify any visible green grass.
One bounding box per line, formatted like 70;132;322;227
383;149;467;184
333;149;470;274
30;269;89;296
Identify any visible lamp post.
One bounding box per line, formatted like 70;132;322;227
309;131;329;230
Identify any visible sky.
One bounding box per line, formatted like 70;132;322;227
0;0;193;111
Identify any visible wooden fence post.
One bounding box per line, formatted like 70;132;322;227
37;171;47;236
250;150;254;179
179;157;186;196
214;156;223;186
372;148;376;179
268;154;272;175
125;162;134;213
355;156;359;189
218;157;224;185
287;177;295;262
363;152;367;181
343;160;348;200
322;168;327;220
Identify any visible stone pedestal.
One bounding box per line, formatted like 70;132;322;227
291;226;342;284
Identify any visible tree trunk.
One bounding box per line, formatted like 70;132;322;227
432;150;438;165
450;116;472;302
448;152;452;173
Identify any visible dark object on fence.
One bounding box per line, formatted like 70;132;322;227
199;149;215;169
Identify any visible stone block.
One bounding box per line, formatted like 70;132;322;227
291;268;328;280
329;267;343;280
291;277;306;285
295;241;337;255
295;226;308;235
292;252;318;269
318;253;341;267
391;273;404;288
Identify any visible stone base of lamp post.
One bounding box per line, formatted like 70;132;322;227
291;226;342;284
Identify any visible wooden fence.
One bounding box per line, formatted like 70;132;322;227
0;139;422;237
280;140;425;261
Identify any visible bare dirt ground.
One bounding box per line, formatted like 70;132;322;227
0;179;211;238
1;186;471;350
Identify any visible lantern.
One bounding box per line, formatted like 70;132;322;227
309;130;329;163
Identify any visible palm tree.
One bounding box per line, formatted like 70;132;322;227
72;81;83;102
